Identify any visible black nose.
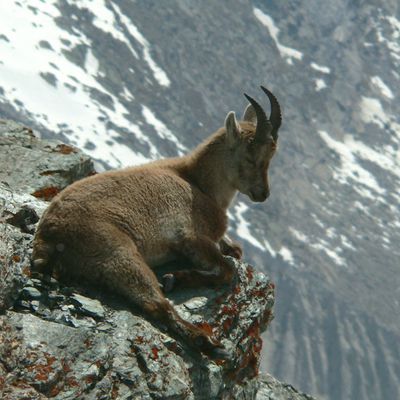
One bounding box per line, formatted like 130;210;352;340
249;187;270;202
262;188;270;200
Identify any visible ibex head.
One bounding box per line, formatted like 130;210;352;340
224;86;282;202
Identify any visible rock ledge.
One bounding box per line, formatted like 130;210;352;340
0;120;315;399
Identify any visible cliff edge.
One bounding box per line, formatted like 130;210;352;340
0;119;315;399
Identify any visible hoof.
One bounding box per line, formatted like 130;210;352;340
162;273;175;293
194;335;230;360
231;247;243;260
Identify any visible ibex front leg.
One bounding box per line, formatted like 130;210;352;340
163;235;235;292
219;234;243;260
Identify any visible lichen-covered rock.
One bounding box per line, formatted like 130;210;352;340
230;374;317;400
0;119;95;199
0;120;314;399
0;186;47;312
0;119;94;313
1;251;274;399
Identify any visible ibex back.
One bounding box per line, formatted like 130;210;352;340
32;86;282;358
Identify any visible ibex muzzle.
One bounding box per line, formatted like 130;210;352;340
32;86;282;359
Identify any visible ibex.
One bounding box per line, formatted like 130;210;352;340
32;86;282;358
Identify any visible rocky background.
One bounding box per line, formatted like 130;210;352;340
1;1;399;399
0;121;314;399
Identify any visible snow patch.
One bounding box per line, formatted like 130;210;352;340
253;8;303;65
279;246;295;265
290;226;353;266
120;86;134;101
345;135;400;179
359;96;389;128
85;48;100;77
359;96;400;147
0;0;162;168
370;76;394;99
311;242;346;267
263;239;276;257
141;105;187;154
289;227;308;243
111;3;170;87
234;202;265;251
315;79;327;91
340;235;355;251
310;62;331;74
75;0;139;59
375;15;400;64
318;130;386;197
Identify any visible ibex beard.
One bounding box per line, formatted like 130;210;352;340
31;86;282;359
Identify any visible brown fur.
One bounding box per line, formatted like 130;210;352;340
32;101;279;358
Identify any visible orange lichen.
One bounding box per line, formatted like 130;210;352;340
195;321;214;336
31;186;60;201
111;383;119;399
39;170;60;176
85;375;95;385
222;317;234;333
151;347;159;360
221;304;238;316
45;355;56;366
135;336;145;344
233;286;241;295
62;360;71;374
66;377;79;387
250;288;266;298
35;372;49;382
246;266;254;280
49;385;61;397
12;255;21;262
246;321;260;338
54;143;77;154
22;265;31;277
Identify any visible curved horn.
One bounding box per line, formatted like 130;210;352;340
243;93;271;143
261;86;282;141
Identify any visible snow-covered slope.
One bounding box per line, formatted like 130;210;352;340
1;1;399;399
0;0;184;169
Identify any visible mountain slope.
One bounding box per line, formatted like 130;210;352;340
1;1;399;399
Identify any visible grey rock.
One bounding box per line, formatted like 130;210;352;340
255;374;316;400
30;300;40;312
21;286;42;300
0;120;313;399
0;119;95;313
47;291;66;303
183;296;208;310
70;293;106;319
230;374;317;400
0;119;95;197
0;217;34;311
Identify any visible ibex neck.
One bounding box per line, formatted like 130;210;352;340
183;131;236;210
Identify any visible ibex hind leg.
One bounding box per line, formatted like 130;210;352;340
163;235;235;292
94;230;226;358
31;235;56;276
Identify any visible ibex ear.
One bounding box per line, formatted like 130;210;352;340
242;104;257;124
225;111;241;147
